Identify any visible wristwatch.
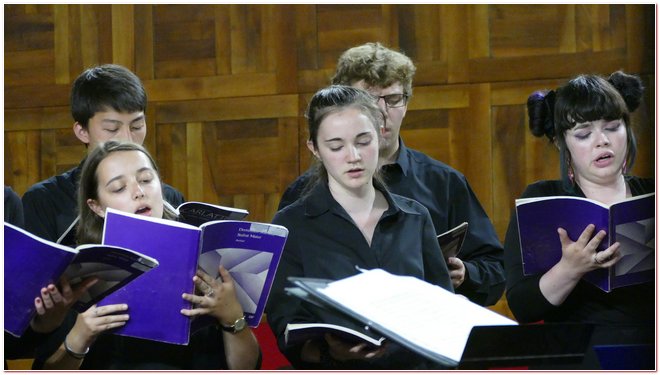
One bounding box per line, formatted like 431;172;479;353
221;316;247;334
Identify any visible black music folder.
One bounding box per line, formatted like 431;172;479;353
458;323;594;369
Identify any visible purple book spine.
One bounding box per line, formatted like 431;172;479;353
99;211;201;345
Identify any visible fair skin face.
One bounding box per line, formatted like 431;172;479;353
564;118;629;204
44;151;259;369
303;107;388;363
352;81;407;164
539;118;627;306
353;80;467;288
73;109;147;150
86;150;165;220
308;107;380;197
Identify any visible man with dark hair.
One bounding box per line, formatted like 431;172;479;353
278;43;505;306
22;64;184;246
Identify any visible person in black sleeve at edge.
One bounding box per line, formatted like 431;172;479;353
5;186;24;228
278;42;505;306
21;64;185;247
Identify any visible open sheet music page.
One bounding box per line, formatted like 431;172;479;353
317;269;516;363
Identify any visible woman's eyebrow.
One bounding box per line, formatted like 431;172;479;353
572;122;592;131
105;174;125;187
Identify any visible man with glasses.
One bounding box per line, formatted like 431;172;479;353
278;42;505;307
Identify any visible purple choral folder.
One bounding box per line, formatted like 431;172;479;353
516;192;654;292
99;207;287;345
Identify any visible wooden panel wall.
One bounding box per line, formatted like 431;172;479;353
5;4;655;257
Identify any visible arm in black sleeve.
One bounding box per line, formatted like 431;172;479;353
31;311;77;369
5;186;24;228
420;208;453;292
162;183;185;207
22;187;59;242
277;173;312;211
450;177;505;306
265;211;316;369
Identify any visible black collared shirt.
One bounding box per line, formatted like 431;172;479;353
267;179;452;369
278;139;505;306
22;160;185;246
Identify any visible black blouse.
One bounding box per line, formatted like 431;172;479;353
278;139;505;306
266;179;452;369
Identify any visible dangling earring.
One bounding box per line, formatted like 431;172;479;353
566;153;575;185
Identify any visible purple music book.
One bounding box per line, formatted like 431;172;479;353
516;192;654;292
4;223;158;337
99;207;287;345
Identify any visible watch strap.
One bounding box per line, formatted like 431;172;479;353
221;316;246;333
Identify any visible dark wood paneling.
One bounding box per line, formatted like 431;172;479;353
4;4;656;320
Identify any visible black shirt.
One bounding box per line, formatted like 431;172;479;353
22;161;185;246
278;139;504;306
504;176;654;326
267;179;453;369
5;186;24;228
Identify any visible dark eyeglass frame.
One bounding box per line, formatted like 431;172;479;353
372;93;409;108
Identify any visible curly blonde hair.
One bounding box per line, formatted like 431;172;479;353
331;42;416;96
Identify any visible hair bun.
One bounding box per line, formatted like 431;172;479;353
527;90;556;141
608;71;644;112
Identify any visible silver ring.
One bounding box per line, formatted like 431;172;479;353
206;289;215;297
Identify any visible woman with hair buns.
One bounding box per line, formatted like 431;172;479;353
503;71;653;368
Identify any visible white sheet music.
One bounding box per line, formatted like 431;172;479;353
318;269;516;362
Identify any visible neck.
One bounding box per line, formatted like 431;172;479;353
576;174;629;205
379;141;400;166
328;180;376;214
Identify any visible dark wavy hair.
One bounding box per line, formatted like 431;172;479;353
302;85;386;197
76;141;177;245
71;64;147;128
527;71;643;190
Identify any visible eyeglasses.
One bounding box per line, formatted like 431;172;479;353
372;93;409;108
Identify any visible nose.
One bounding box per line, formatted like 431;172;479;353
348;145;361;162
596;130;611;147
116;126;133;142
133;184;145;200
